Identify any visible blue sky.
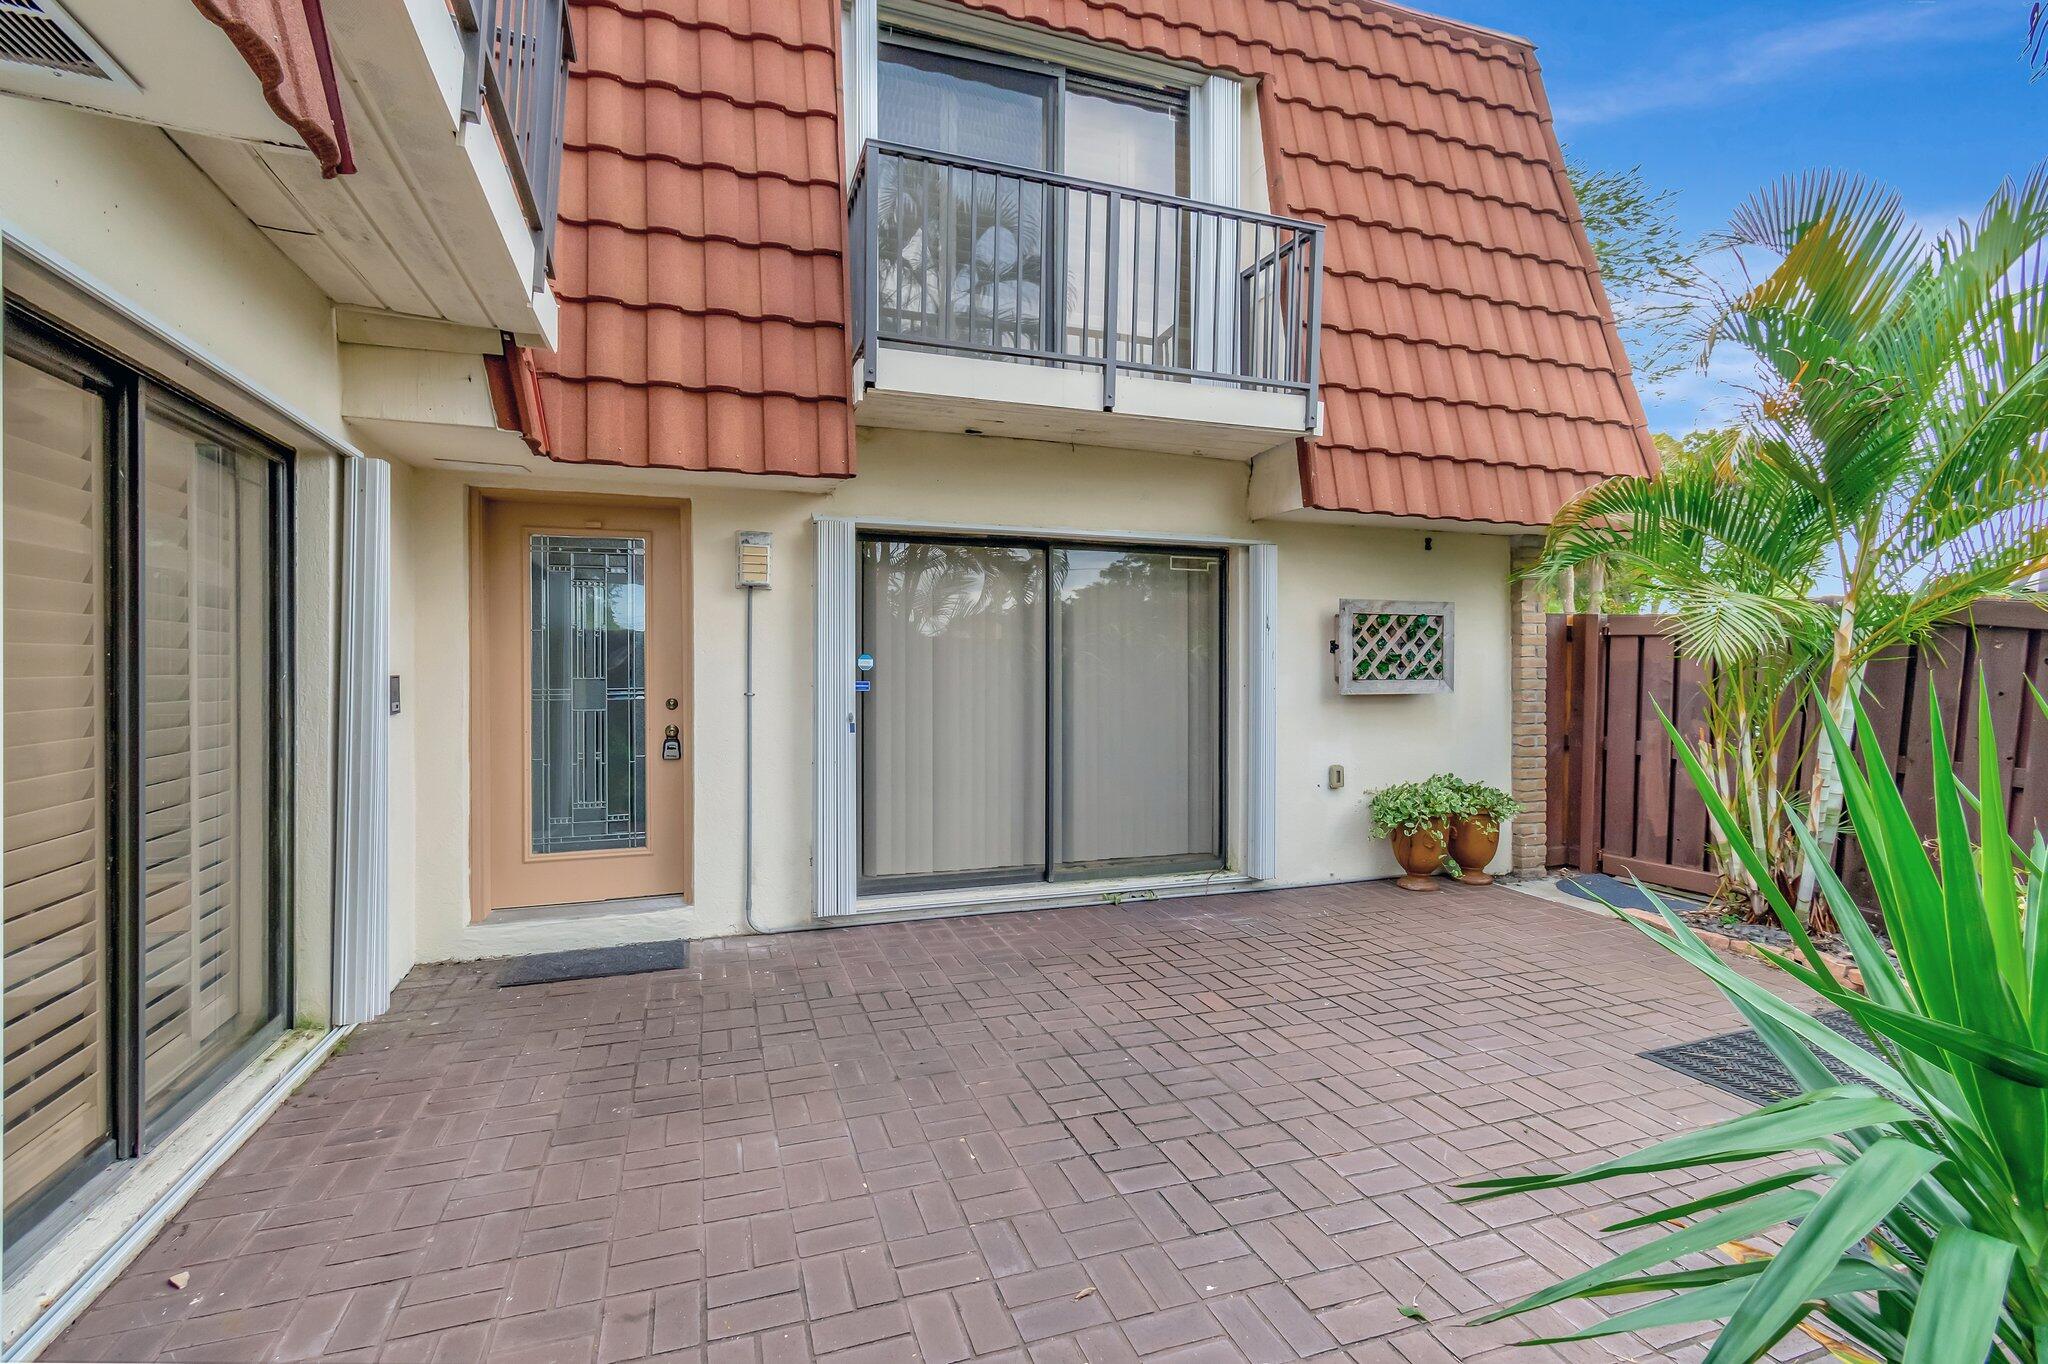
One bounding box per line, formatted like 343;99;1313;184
1439;0;2045;433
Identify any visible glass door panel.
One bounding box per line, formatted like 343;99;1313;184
2;351;113;1216
529;535;648;856
859;540;1047;890
878;41;1057;354
1062;83;1192;372
1052;547;1222;874
139;398;276;1125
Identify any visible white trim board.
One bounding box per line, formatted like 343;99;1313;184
840;0;1250;205
823;513;1274;550
813;517;861;920
1;228;367;461
857;871;1258;921
3;1028;348;1361
878;0;1212;90
810;515;1279;921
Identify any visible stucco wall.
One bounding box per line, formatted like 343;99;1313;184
0;100;343;429
395;430;1516;957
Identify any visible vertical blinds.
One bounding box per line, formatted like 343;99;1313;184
1054;548;1221;868
857;538;1224;891
860;541;1046;883
139;405;272;1122
2;354;112;1214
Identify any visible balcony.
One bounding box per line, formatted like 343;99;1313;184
454;0;574;293
848;142;1325;460
6;0;577;342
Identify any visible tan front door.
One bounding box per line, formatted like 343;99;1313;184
475;496;690;917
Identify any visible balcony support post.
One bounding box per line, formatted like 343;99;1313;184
861;150;879;391
1302;229;1325;431
1101;189;1121;412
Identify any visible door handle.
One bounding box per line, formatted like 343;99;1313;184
661;724;682;761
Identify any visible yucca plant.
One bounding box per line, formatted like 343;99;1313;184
1461;686;2048;1361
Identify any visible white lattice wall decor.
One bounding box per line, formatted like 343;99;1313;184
1335;600;1453;695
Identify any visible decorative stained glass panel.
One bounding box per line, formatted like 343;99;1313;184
1336;600;1453;695
530;535;648;854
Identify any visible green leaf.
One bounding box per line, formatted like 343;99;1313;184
1602;1165;1837;1233
1458;1087;1907;1200
1471;1188;1818;1324
1703;1138;1943;1363
1902;1227;2016;1364
1524;1259;1901;1346
1827;991;2048;1088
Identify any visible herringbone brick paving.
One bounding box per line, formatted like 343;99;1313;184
50;882;1819;1362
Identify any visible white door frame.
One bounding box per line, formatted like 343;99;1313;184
811;515;1276;920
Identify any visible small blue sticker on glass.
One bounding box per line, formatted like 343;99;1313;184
856;652;875;670
854;679;872;693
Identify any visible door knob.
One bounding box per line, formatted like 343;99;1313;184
661;724;682;761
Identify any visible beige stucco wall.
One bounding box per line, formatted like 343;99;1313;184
0;100;344;429
394;429;1516;960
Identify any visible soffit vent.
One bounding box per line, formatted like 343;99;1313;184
0;0;133;87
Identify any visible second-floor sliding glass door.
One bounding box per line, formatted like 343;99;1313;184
1061;80;1190;373
875;34;1191;368
878;40;1057;355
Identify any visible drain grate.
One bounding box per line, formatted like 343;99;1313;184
1642;1010;1867;1104
497;940;688;988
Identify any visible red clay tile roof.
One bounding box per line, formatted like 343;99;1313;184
542;0;1653;520
947;0;1655;525
191;0;353;177
541;0;854;475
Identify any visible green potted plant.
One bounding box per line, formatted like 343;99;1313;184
1369;775;1461;891
1444;777;1520;885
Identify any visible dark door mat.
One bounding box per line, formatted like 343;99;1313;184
1641;1009;1866;1104
497;940;688;988
1559;871;1707;913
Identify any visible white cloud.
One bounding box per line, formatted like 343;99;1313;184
1554;0;2011;128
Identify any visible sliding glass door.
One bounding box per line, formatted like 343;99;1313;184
2;308;288;1240
873;32;1191;366
139;396;279;1125
1051;547;1222;875
859;540;1047;890
858;535;1223;894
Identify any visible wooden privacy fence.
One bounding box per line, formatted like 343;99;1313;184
1547;601;2048;902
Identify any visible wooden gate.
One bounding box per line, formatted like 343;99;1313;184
1547;602;2048;899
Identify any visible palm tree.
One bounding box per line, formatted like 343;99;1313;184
1535;430;1834;908
1535;167;2048;931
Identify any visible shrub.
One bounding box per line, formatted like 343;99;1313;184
1459;687;2048;1361
1367;775;1461;838
1446;777;1521;834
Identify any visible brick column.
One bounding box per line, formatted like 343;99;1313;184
1508;536;1549;876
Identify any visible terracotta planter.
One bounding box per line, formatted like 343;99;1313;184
1447;817;1499;885
1389;823;1448;891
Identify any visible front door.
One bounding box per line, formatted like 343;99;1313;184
476;497;689;916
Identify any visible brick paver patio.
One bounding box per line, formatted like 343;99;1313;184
52;882;1811;1363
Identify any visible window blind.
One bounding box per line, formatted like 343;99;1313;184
139;404;272;1122
2;353;112;1213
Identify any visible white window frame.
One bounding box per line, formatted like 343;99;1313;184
841;0;1245;210
812;516;1276;921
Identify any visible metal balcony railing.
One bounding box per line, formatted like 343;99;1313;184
453;0;574;289
849;141;1324;431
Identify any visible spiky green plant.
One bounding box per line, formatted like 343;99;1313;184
1461;686;2048;1361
